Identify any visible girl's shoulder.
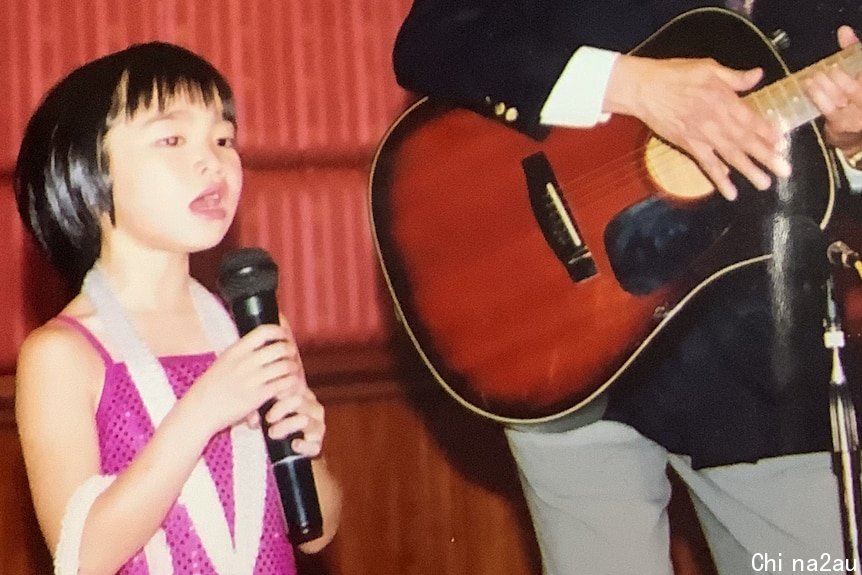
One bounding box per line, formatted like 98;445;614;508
21;294;100;359
16;296;106;406
19;316;100;367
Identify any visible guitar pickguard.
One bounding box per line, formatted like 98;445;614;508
604;195;733;295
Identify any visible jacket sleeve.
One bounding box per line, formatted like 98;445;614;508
392;0;576;131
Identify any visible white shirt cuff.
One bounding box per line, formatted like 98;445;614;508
836;148;862;193
540;47;619;128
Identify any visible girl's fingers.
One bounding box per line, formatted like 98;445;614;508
246;410;261;428
265;387;319;423
290;436;324;458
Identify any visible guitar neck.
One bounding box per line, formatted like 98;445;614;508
747;42;862;133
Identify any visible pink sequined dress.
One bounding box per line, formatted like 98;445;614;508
56;315;297;574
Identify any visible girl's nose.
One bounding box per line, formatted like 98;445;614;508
195;145;224;177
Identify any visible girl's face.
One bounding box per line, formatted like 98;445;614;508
102;92;242;256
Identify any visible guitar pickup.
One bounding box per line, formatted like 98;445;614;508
522;152;596;282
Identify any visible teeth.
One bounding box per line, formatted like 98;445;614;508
191;191;222;212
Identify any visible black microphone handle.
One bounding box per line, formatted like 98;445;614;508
230;293;324;544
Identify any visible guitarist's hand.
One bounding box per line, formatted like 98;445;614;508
604;54;791;201
806;26;862;158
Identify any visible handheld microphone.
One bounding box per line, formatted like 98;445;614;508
828;241;862;269
217;247;323;544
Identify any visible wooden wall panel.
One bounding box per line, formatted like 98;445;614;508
0;413;52;575
302;378;541;575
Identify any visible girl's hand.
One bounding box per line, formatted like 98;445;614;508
183;323;302;437
258;374;326;459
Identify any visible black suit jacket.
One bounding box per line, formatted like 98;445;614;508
753;0;860;70
391;0;861;467
394;0;854;130
395;1;721;130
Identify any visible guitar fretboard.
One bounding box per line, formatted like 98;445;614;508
747;42;862;133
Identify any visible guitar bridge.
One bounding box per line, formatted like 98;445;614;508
522;152;596;282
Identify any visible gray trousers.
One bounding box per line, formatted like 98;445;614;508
506;420;849;574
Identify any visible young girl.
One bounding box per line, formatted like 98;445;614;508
13;42;342;574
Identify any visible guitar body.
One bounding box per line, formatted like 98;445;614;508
369;8;835;423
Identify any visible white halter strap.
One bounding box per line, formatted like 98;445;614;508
82;266;267;574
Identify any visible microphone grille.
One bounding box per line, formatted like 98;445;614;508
217;247;279;303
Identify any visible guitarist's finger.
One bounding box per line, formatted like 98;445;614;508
722;149;774;192
747;135;792;183
806;75;850;117
688;146;738;200
815;64;854;104
706;130;772;191
838;25;860;50
827;67;862;118
726;100;784;154
713;65;764;93
828;66;860;100
693;114;784;198
724;103;792;183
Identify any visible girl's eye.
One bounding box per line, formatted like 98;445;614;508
217;137;236;149
157;135;184;147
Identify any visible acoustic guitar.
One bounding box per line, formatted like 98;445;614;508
369;7;853;423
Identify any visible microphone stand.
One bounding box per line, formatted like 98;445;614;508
823;272;862;573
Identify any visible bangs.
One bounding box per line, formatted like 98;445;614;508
107;47;236;127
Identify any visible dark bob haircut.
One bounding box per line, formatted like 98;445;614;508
14;41;236;290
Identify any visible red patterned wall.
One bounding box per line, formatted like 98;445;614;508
231;168;388;347
0;0;412;165
0;0;415;371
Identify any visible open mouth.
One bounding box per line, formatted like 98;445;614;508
189;183;227;218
